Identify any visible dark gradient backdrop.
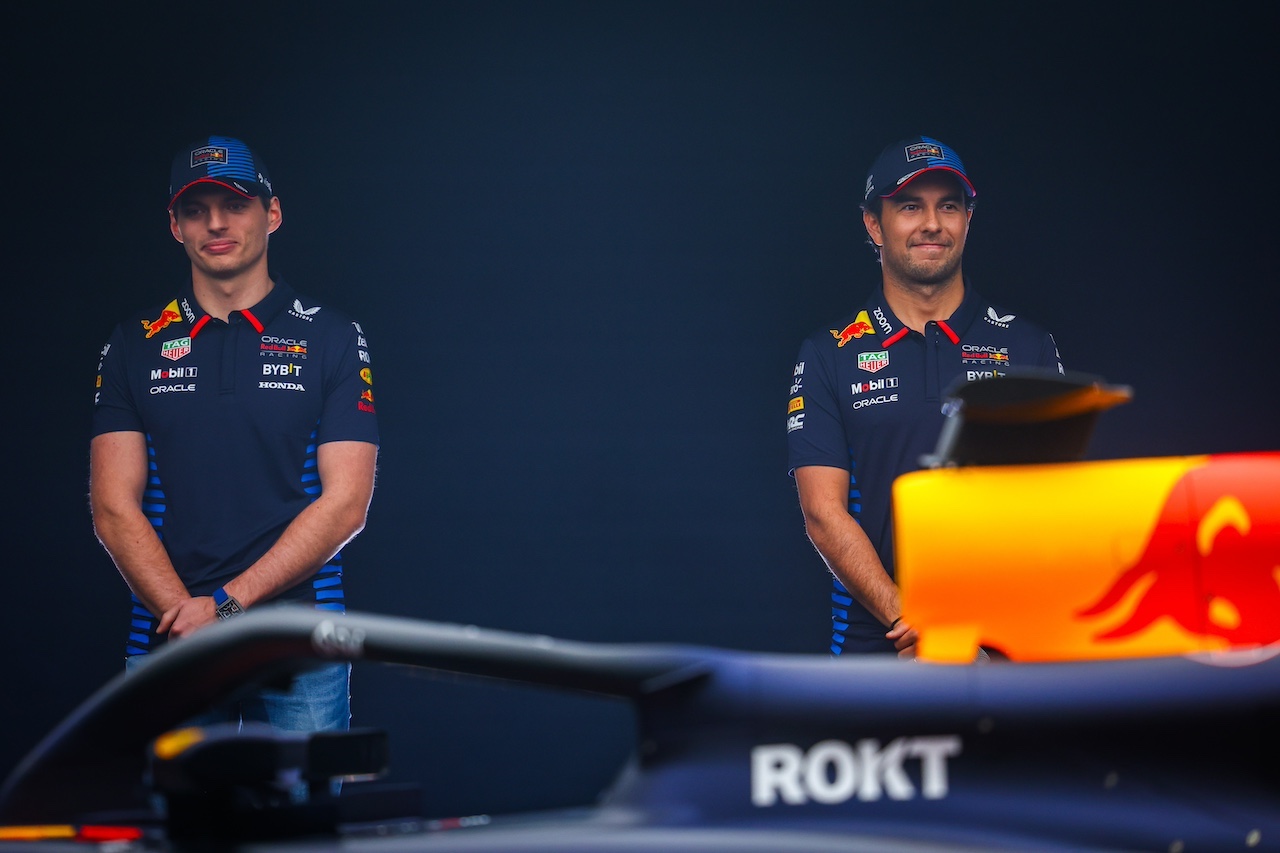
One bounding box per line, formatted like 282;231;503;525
4;0;1274;820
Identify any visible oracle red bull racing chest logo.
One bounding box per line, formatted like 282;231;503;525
261;335;307;357
1076;454;1280;648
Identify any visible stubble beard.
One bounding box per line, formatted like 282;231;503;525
885;249;963;290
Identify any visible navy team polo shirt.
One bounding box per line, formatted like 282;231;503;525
92;277;379;655
786;282;1062;654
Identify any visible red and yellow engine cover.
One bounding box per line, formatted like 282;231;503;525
895;452;1280;663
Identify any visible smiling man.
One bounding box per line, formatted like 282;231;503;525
786;136;1062;658
90;135;380;736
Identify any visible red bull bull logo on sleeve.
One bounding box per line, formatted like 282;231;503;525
830;311;876;347
142;300;184;339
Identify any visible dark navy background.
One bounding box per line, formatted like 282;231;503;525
5;0;1274;820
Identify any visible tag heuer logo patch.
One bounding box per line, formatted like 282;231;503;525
858;350;889;373
161;337;192;361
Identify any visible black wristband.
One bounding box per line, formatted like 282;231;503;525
889;617;902;628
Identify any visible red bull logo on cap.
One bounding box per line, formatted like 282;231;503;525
191;146;229;167
905;142;944;162
830;311;876;348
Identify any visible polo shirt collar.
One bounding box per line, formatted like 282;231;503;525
869;278;983;348
183;276;295;338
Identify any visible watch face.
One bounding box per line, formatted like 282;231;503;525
216;598;243;620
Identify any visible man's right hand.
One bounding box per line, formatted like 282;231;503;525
157;596;218;639
887;618;918;659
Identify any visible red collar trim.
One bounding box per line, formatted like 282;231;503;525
881;328;910;347
189;315;213;339
880;322;960;346
241;308;265;333
189;309;265;337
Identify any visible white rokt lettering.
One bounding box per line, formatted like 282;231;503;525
750;736;961;806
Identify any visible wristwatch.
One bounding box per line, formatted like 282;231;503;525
212;587;244;620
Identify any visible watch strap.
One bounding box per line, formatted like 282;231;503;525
213;587;243;619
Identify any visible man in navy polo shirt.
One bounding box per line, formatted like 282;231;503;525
787;135;1061;658
90;135;379;732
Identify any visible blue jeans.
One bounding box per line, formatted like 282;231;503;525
125;655;351;734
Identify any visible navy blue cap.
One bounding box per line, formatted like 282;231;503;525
168;135;274;209
863;136;975;202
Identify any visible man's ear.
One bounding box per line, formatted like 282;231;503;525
862;208;883;247
267;197;283;235
169;211;184;244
